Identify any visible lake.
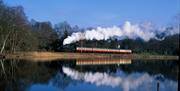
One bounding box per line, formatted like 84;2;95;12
0;59;178;91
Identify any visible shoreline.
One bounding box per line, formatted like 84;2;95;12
0;52;179;61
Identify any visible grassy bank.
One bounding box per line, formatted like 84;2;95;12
132;53;179;60
0;52;178;61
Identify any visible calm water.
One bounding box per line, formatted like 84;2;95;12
0;59;178;91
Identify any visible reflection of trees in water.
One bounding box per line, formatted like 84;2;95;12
121;60;178;81
0;59;23;90
48;59;76;69
0;59;6;77
0;59;59;91
0;59;27;91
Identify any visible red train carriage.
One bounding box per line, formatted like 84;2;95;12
76;47;132;54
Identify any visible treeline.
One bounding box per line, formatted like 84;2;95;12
0;0;78;53
0;0;179;55
78;34;179;55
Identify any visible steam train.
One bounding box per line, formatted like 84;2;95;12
62;44;132;54
76;47;132;54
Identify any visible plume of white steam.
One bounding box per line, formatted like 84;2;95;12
63;21;179;45
62;67;153;91
159;26;179;36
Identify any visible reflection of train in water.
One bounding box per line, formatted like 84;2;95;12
76;47;132;54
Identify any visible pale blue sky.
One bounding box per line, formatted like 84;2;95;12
4;0;180;27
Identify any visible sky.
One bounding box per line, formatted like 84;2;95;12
4;0;180;28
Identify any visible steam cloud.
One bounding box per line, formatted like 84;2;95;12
63;21;179;45
62;67;153;91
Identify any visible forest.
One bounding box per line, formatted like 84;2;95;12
0;0;179;55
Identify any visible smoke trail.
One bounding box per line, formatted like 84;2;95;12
63;21;179;45
62;67;153;91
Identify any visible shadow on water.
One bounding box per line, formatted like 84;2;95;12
0;58;178;91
